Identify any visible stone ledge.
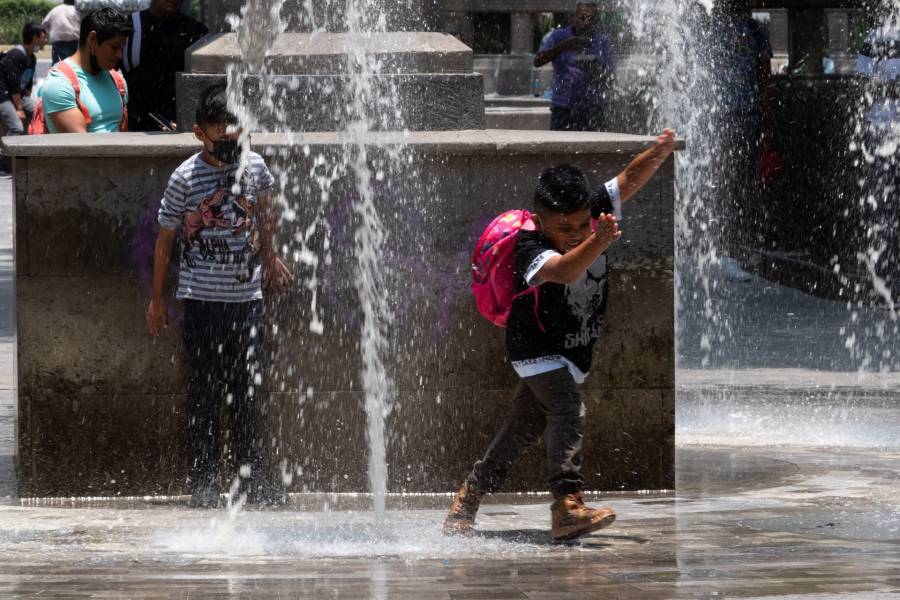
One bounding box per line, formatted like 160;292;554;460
484;96;551;108
188;32;473;75
2;131;683;158
485;107;551;130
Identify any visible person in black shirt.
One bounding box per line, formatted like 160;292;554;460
0;23;47;136
122;0;207;131
444;129;677;542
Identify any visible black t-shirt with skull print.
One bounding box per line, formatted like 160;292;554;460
506;229;610;377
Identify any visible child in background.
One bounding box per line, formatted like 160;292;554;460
445;129;677;541
146;83;293;508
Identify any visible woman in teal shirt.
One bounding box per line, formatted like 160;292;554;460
40;8;131;133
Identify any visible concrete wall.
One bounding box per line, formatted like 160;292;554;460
7;131;675;497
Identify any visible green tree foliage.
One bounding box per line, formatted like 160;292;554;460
0;0;55;45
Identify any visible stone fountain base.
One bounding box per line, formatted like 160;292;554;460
5;131;675;497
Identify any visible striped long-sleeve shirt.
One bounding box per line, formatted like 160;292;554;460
158;152;275;303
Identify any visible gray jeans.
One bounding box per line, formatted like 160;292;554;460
0;100;24;136
467;367;586;496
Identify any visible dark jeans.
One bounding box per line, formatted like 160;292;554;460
183;299;266;490
717;109;762;256
550;105;604;132
51;41;78;65
467;368;586;496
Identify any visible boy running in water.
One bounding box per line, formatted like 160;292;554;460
445;129;676;541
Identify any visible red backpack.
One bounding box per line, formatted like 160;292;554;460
29;61;128;135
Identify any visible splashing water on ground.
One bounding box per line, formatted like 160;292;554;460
226;0;410;521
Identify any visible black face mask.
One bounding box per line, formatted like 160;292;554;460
201;128;248;164
211;139;240;164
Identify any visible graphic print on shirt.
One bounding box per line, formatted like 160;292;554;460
562;255;608;350
182;171;260;283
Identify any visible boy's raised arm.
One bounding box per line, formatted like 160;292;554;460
616;129;676;204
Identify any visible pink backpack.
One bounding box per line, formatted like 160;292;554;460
471;209;544;330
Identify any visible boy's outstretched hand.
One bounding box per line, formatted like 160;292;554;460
652;128;677;160
594;213;622;247
615;128;677;204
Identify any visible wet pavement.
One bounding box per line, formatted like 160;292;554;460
1;178;899;597
0;444;898;598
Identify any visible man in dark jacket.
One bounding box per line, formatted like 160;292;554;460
122;0;208;131
0;23;47;136
711;0;773;281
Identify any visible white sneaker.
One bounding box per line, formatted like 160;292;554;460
721;256;752;282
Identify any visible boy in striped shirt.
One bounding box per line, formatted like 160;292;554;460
146;83;292;508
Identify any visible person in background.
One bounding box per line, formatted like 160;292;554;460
711;0;773;282
534;0;615;132
39;8;132;134
42;0;81;65
0;23;47;136
856;24;900;299
122;0;208;131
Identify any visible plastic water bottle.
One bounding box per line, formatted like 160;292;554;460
531;68;542;97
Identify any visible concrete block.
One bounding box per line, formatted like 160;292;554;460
187;33;473;75
582;388;674;490
16;277;188;397
6;131;676;495
18;393;189;497
176;72;486;132
14;157;177;277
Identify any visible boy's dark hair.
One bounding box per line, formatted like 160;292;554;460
79;8;133;47
64;0;75;4
195;82;239;128
534;165;593;215
22;23;45;45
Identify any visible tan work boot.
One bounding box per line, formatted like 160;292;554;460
442;482;485;536
551;492;616;541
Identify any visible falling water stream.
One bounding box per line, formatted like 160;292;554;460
225;0;404;521
343;1;395;521
625;0;900;448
